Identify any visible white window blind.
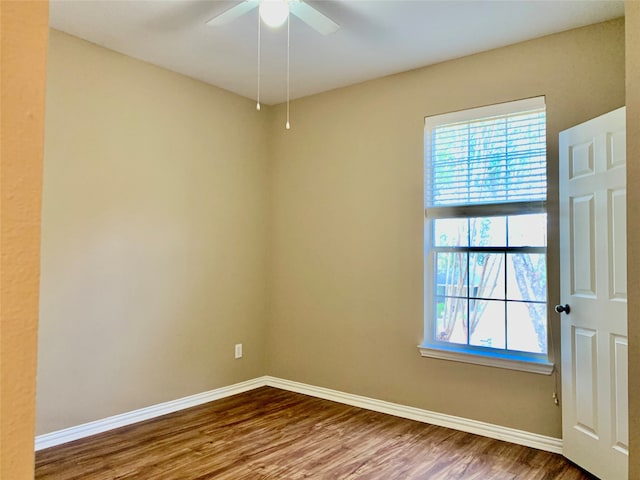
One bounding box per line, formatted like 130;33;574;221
425;97;546;208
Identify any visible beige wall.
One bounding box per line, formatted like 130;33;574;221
0;1;48;478
626;2;639;478
267;19;625;438
36;30;270;434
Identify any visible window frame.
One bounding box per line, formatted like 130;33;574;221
419;97;554;375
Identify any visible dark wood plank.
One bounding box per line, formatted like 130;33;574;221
35;387;596;479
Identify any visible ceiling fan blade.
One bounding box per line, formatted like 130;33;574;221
289;1;339;35
206;0;259;26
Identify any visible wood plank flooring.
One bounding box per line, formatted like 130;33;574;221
35;387;596;480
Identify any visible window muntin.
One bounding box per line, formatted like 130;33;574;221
423;97;548;364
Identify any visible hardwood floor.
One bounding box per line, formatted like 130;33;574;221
35;387;596;480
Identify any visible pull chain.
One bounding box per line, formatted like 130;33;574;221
285;13;290;129
256;11;261;111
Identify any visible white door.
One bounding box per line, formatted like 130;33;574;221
559;107;628;480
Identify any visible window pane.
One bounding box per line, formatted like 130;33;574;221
506;112;546;202
434;218;468;247
434;297;468;345
469;299;506;349
507;302;547;353
470;217;506;247
506;254;547;302
469;253;504;300
431;124;469;206
425;103;546;208
468;118;507;203
435;252;467;297
508;214;547;247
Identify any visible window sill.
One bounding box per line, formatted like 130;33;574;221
418;345;554;375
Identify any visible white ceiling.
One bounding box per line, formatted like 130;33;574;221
49;0;624;105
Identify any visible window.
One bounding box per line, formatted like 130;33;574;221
420;97;552;374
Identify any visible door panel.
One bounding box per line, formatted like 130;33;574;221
611;335;628;454
573;327;599;438
608;188;626;300
570;195;596;297
607;130;626;169
569;141;595;178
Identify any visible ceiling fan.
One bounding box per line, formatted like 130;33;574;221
206;0;339;35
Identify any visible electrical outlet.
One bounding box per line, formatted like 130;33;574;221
234;343;243;359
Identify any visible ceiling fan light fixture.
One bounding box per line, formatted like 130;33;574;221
259;0;289;28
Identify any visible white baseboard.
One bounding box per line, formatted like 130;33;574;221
36;375;562;455
263;376;563;454
34;377;266;451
